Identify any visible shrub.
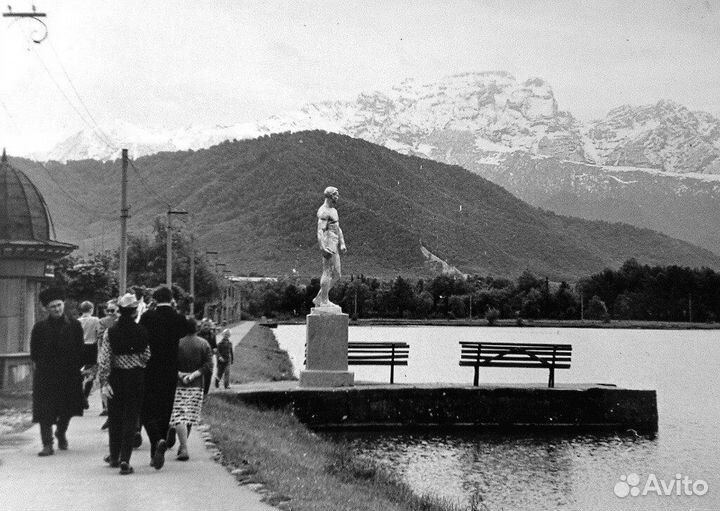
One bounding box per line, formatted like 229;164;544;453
485;307;500;325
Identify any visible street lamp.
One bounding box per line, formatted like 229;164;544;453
166;209;188;287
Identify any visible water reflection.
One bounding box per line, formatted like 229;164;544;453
276;326;720;510
329;430;659;510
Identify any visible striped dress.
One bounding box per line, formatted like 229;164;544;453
169;334;212;426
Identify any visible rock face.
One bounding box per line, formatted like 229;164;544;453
585;100;720;174
33;72;720;257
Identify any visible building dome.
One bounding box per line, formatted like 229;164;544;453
0;150;76;258
0;149;54;241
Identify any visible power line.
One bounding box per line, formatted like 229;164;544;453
45;39;119;152
30;158;118;219
27;38;119;155
128;159;174;210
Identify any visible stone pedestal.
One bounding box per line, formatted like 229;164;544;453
299;309;354;387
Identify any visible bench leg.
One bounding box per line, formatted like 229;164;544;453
473;366;479;386
390;364;395;384
548;368;555;388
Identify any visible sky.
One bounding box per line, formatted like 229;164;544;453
1;0;719;154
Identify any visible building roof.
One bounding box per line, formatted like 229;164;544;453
0;150;76;257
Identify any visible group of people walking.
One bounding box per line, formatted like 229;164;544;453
30;285;235;475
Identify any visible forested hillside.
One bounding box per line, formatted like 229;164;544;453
12;131;720;280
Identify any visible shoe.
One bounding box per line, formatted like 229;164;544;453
152;439;167;470
133;431;142;449
166;426;176;449
38;445;54;457
104;454;120;468
55;433;68;450
101;419;109;430
176;450;189;461
119;462;134;475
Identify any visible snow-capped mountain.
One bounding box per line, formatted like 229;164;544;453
36;72;720;176
31;72;720;256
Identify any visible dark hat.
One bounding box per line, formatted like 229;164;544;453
39;287;66;306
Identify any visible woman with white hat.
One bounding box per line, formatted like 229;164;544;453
97;293;150;475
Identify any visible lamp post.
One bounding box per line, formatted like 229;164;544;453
223;269;233;323
166;209;188;288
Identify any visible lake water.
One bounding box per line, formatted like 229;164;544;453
275;325;720;511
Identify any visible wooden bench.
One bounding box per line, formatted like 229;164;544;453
348;342;409;384
459;342;572;388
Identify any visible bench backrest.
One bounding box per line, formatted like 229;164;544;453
460;342;572;368
348;342;409;365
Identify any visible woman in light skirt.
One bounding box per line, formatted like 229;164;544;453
169;317;212;461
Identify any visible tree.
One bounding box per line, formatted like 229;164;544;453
53;251;119;308
586;295;609;321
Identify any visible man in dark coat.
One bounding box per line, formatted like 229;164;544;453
30;287;85;456
139;285;186;468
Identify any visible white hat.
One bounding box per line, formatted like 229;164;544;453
118;293;138;309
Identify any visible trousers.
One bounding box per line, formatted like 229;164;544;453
39;416;70;446
107;367;144;463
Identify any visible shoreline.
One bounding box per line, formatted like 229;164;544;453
273;317;720;330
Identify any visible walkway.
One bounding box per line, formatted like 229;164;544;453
0;321;275;511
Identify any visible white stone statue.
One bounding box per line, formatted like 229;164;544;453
312;186;347;311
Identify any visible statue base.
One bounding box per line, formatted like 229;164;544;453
299;369;354;387
310;303;343;315
300;311;354;388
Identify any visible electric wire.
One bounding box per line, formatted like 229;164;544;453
45;39;119;153
31;158;118;219
128;159;174;210
28;44;118;155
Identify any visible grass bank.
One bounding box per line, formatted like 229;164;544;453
204;323;481;511
0;383;33;435
229;323;296;384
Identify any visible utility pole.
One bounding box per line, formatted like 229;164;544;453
189;232;195;316
119;149;129;294
166;209;188;288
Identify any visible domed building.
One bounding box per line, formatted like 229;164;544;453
0;150;76;388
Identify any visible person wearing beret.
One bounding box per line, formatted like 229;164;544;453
30;287;85;457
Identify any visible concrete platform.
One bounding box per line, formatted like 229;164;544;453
219;381;658;433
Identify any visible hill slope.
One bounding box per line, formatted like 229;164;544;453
12;131;720;280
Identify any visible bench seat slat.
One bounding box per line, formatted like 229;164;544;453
348;346;410;353
460;345;572;352
349;354;408;360
460;342;571;350
461;348;571;355
349;361;409;366
460;361;571;369
460;356;572;363
348;343;409;348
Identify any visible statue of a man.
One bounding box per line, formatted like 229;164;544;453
313;186;347;309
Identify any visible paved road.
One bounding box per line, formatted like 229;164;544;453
0;321;275;511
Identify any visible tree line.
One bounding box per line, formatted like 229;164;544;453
238;258;720;323
54;222;720;325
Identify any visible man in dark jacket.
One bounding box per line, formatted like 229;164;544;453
139;285;186;468
30;287;85;456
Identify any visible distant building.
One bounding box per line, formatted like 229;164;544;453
0;150;76;388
